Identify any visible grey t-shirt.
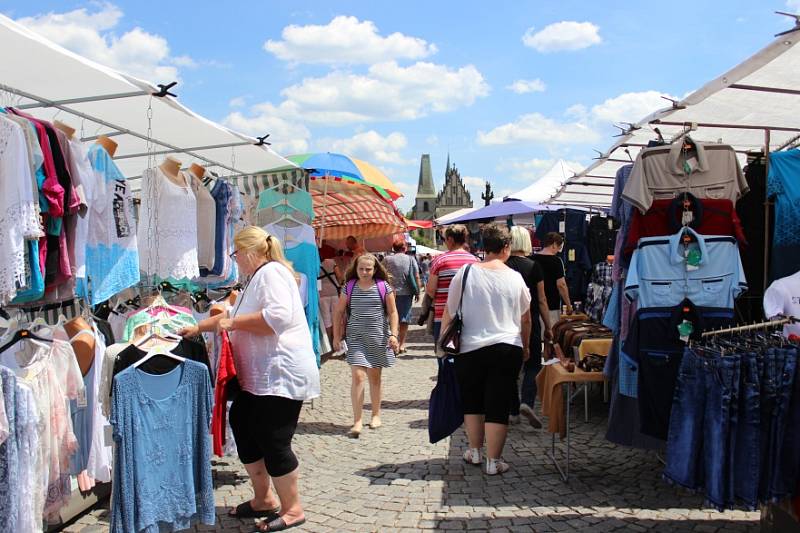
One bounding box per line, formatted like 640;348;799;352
383;253;419;296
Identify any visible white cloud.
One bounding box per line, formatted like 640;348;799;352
229;96;246;108
787;0;800;13
507;79;546;94
426;135;439;146
462;176;487;188
477;112;600;146
522;21;602;53
250;61;489;125
17;4;190;83
264;15;437;65
591;90;675;124
223;103;311;155
316;130;415;165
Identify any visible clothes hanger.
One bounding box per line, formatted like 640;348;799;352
0;327;52;356
132;341;186;368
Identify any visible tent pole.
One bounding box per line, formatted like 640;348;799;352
763;129;771;295
15;90;148;109
113;141;252;160
318;173;329;246
0;83;246;175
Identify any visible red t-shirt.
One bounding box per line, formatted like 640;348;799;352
212;331;237;457
429;249;478;321
624;197;747;258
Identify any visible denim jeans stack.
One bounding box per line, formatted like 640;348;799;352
664;344;800;511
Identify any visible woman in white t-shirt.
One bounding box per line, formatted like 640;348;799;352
180;225;318;531
441;224;532;475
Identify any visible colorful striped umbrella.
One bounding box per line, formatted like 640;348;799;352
287;153;403;201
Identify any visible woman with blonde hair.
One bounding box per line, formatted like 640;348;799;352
180;225;319;532
333;253;400;438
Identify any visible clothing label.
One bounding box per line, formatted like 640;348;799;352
607;218;614;230
559;221;566;233
678;319;694;343
681;210;694;225
686;249;702;271
568;249;576;262
76;388;88;408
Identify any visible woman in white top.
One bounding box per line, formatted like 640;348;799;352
441;224;532;475
180;226;319;532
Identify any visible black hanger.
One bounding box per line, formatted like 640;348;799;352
0;328;52;355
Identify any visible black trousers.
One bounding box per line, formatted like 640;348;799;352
454;343;523;424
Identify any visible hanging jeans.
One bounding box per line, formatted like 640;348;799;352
664;347;740;510
763;347;798;502
733;351;762;510
776;347;800;502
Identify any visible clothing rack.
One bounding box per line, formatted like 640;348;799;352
700;316;797;337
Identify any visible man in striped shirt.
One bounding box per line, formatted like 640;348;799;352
425;224;478;341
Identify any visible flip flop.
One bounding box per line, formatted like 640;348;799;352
229;501;281;519
255;516;307;532
346;427;361;438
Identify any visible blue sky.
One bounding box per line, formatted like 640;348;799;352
3;1;799;212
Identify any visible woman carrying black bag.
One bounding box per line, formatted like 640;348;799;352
440;224;532;475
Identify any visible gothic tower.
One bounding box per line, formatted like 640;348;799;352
412;154;437;220
435;154;473;218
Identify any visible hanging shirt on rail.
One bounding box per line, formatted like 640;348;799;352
79;143;140;304
625;228;747;309
187;171;217;272
137;167;201;281
767;149;800;282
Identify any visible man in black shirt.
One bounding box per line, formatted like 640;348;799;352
533;232;573;325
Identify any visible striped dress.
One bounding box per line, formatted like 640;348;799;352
346;282;396;368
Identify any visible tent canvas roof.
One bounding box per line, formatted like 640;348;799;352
549;24;800;206
435;207;478;225
0;13;296;189
506;160;582;203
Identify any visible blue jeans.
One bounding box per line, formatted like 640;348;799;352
664;347;740;510
733;351;761;510
764;347;799;501
776;347;800;502
395;295;414;324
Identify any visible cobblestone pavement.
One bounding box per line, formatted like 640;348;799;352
63;318;760;532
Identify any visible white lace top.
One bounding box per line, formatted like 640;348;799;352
137;167;201;280
0;116;44;305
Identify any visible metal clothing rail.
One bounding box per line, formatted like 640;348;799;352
700;316;797;337
0;83;254;176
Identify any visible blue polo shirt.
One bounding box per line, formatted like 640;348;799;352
625;227;746;309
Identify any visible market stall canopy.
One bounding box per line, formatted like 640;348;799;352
405;219;434;230
0;13;296;188
437;200;555;225
288;153;403;200
434;207;478;225
549;22;800;207
506;160;583;203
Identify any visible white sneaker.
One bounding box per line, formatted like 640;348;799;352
484;457;510;475
519;403;542;429
508;415;521;425
462;447;482;465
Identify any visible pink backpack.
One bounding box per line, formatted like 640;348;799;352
345;279;388;314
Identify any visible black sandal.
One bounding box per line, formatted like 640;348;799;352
229;501;281;519
255;516;307;531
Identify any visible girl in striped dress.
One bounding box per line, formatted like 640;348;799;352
333;253;400;438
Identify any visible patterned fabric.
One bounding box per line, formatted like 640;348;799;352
767;149;800;282
110;360;214;533
236;169;309;197
585;262;614;323
346;282;396;369
429;250;479;322
0;368;18;532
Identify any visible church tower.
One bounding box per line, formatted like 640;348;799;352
411;154;437;220
435;154;473;218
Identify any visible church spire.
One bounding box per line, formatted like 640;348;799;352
445;151;451;174
416;154;435;196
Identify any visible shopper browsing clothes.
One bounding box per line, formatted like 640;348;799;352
533;232;573;326
442;224;532;475
180;226;320;532
505;226;553;428
383;239;422;354
333;253;400;438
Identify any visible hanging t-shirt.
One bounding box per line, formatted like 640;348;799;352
137;168;200;281
69;139;101;286
257;188;314;220
212;332;236;457
187;171;217;272
80;144;139;305
767;149;800;282
205;179;232;277
763;270;800;338
110;359;214;533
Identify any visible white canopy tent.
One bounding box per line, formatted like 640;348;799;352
548;21;800;207
0;13;297;188
435;207;478;225
505;160;583;203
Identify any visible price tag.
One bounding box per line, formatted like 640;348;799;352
76;388;87;408
686;248;702;271
559;221;566;233
568;249;576;262
607;218;614;230
678;319;694;343
682;210;694;225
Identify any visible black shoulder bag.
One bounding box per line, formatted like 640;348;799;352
437;264;472;355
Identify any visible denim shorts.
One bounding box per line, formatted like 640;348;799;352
395;295;414;323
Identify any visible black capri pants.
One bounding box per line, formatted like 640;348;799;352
229;391;304;477
453;343;523;424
